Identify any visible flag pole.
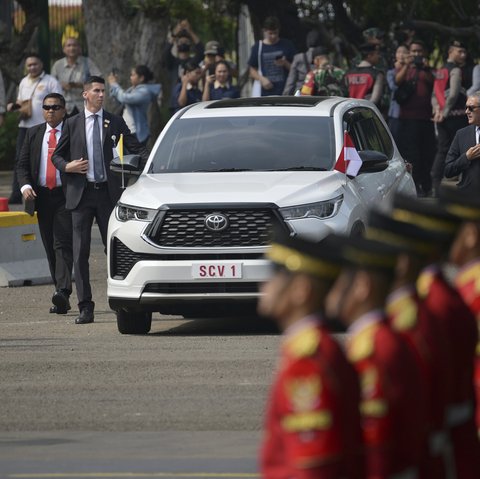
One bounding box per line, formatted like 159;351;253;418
118;133;125;189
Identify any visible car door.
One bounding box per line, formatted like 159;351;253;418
342;107;396;212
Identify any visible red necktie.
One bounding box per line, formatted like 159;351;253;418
46;128;57;189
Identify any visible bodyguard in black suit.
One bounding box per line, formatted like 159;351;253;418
52;76;149;324
16;93;73;314
445;92;480;191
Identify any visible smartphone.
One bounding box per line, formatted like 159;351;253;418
275;54;283;60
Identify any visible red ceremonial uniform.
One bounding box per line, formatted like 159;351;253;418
455;259;480;434
346;311;424;479
417;265;480;478
261;315;365;479
386;286;451;479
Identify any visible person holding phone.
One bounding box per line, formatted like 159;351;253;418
202;61;240;101
248;16;296;97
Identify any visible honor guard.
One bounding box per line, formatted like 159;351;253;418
325;234;424;479
440;187;480;449
258;231;365;479
367;209;453;478
392;193;480;478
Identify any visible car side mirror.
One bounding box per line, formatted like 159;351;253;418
110;154;142;176
357;150;389;173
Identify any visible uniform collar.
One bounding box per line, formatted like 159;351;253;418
348;309;384;335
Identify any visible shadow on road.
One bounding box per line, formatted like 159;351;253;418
151;314;279;336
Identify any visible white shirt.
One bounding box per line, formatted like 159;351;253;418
84;107;107;182
17;72;63;128
476;126;480;144
20;122;63;193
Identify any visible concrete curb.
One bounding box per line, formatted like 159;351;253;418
0;212;52;287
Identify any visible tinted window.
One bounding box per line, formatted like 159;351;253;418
343;108;393;158
149;116;335;173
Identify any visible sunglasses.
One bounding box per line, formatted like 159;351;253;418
42;104;63;111
465;105;480;112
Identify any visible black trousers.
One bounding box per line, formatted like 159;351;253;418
10;127;28;201
71;184;113;310
36;187;73;293
398;118;436;195
431;115;468;193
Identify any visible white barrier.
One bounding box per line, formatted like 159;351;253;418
0;212;52;287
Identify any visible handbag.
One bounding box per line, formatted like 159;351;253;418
251;41;263;98
18;99;33;120
18;78;41;120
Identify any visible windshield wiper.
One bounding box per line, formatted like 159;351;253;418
273;166;328;171
192;168;253;172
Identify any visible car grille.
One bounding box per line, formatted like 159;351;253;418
144;207;283;248
110;238;265;280
143;282;260;294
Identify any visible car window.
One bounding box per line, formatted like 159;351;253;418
343;108;392;158
149;116;335;173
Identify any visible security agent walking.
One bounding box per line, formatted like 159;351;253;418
16;93;73;314
52;76;149;324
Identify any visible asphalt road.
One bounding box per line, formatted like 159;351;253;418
0;180;281;478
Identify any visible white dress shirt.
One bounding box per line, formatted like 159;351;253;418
20;122;63;193
84;108;107;182
476;126;480;144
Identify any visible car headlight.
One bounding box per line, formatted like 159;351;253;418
116;203;157;222
280;195;343;220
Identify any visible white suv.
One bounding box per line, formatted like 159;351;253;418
107;96;415;334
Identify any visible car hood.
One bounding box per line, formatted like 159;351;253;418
119;172;346;208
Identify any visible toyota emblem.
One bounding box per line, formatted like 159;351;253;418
205;213;229;232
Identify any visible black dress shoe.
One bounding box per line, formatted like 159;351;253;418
75;308;94;324
51;291;71;314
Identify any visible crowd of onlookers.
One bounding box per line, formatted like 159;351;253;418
1;15;480;204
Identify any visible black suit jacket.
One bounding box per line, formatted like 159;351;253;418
52;110;149;210
444;125;479;190
16;122;67;216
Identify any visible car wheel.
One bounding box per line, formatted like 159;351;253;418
116;310;152;335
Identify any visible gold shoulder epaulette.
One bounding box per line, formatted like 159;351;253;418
457;263;480;290
417;270;434;299
348;323;376;362
285;327;321;359
387;295;418;331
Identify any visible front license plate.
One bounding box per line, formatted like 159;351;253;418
192;262;243;279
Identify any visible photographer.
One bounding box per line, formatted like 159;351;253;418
163;19;204;98
395;39;436;197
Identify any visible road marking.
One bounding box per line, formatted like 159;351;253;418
9;473;260;478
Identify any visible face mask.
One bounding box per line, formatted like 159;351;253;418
178;44;191;53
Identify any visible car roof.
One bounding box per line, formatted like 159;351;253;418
177;96;374;119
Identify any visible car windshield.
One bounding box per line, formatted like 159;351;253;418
148;116;334;173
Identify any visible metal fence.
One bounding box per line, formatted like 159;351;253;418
12;0;86;68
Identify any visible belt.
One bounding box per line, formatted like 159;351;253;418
447;401;473;427
85;181;108;190
38;186;63;192
390;468;418;479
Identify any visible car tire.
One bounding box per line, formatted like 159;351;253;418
116;310;152;335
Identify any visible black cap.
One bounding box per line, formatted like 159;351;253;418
312;46;328;58
392;193;460;237
266;229;341;280
366;209;450;256
325;233;400;274
438;186;480;222
450;39;467;49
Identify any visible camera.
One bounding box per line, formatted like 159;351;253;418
413;55;424;67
